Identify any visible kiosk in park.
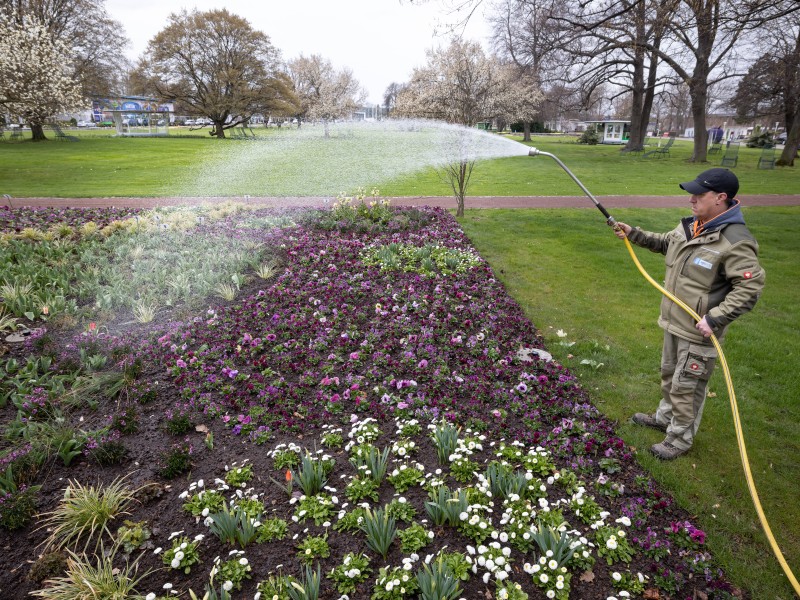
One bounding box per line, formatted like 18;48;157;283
584;120;631;144
92;96;173;137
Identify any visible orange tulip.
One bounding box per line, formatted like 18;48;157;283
285;469;292;482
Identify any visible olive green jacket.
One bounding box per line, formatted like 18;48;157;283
627;200;765;343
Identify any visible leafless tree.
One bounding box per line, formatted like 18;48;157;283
731;13;800;165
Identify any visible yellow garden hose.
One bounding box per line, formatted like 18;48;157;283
621;236;800;596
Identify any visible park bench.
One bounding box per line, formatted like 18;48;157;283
708;141;722;155
720;142;739;167
9;128;24;141
643;135;675;158
51;124;79;142
757;144;776;170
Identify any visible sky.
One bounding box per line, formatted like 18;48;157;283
104;0;492;105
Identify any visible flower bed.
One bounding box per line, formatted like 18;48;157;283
0;201;738;599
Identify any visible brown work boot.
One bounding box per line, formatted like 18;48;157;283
650;440;688;460
631;412;667;432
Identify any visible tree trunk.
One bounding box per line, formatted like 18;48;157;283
522;122;531;142
212;121;226;138
29;122;47;141
688;77;709;162
639;46;660;142
777;115;799;166
624;7;647;153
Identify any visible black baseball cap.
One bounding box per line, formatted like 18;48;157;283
679;168;739;199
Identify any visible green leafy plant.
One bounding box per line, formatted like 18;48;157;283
296;534;330;565
116;519;152;553
214;551;252;591
225;462;254;487
320;431;343;449
595;526;635;565
385;498;417;523
345;475;380;502
39;476;138;553
372;565;419;600
163;535;201;573
361;507;397;560
271;445;301;470
327;552;372;595
159;440;193;479
295;493;336;525
183;489;225;517
256;517;289;543
332;506;367;533
397;522;433;553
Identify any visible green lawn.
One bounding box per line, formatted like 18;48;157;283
459;206;800;600
1;131;798;198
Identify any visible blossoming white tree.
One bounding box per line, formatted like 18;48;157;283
288;54;366;136
394;39;541;216
0;16;84;141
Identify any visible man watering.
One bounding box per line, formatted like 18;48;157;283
613;168;765;460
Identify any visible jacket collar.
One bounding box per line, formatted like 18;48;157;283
681;199;745;240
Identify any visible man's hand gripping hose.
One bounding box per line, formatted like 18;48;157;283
525;147;798;595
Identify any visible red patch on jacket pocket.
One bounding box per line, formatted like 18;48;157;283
743;271;752;279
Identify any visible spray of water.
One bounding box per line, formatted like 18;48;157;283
174;119;530;198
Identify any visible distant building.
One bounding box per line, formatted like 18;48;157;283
352;104;388;121
584;120;631;144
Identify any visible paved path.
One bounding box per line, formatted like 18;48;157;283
5;195;800;209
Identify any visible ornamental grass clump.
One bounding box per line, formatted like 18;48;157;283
208;503;260;548
29;547;149;600
293;452;328;496
349;444;390;484
416;555;462;600
39;475;139;553
425;486;468;526
287;563;321;600
361;506;397;560
430;422;459;465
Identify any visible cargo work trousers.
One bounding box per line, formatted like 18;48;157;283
655;332;718;451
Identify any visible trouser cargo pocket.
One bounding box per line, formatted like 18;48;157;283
675;343;717;392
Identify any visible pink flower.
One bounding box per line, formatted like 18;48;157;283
349;352;359;361
176;359;187;368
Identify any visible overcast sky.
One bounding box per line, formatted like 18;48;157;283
105;0;491;105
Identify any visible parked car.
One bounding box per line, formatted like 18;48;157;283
776;132;787;143
184;119;195;126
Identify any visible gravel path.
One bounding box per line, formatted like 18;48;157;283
5;194;800;209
